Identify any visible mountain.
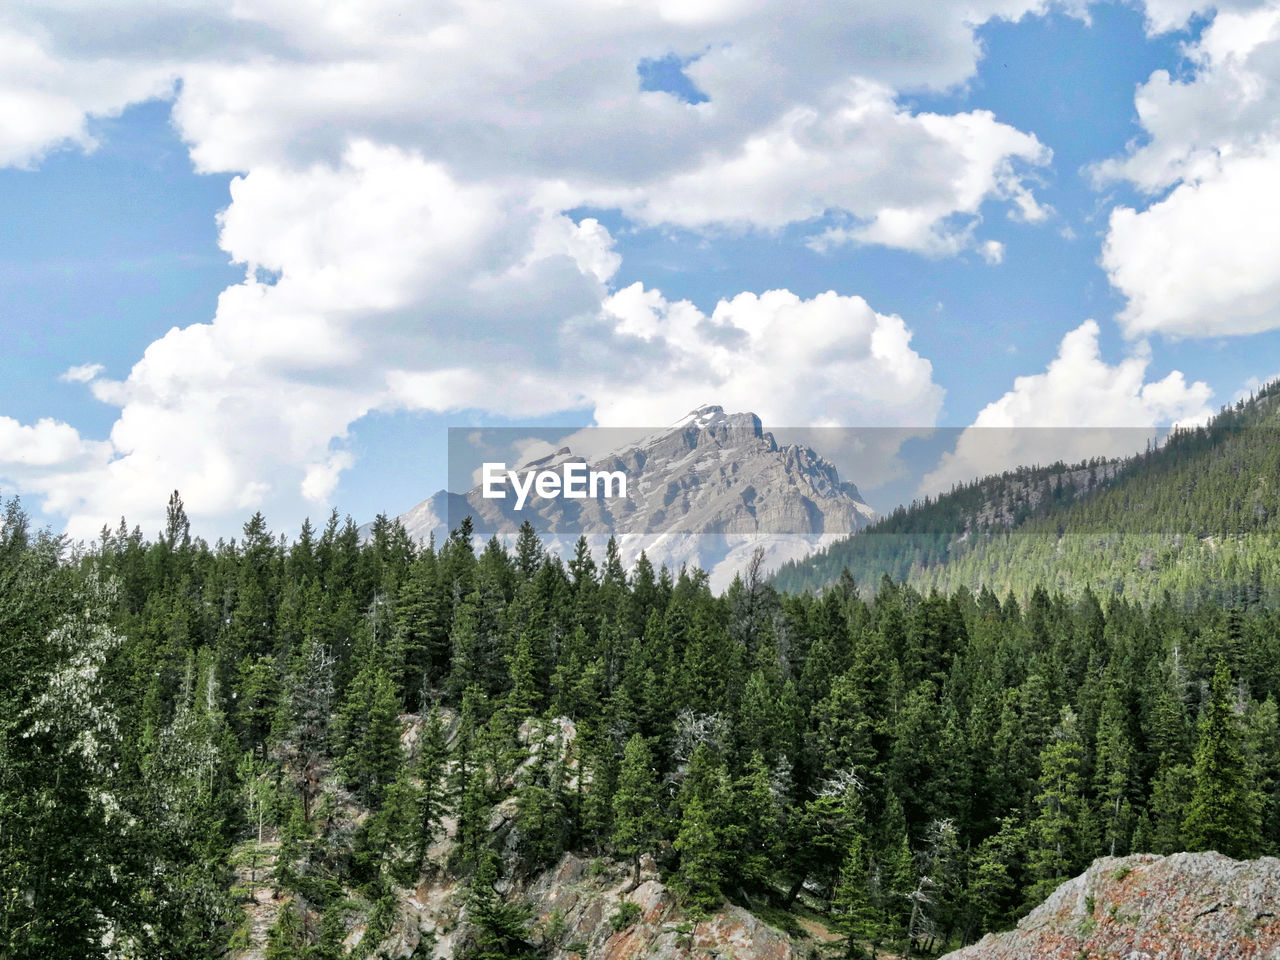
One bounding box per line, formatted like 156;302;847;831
942;852;1280;960
381;404;879;589
774;381;1280;602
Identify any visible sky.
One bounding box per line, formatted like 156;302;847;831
4;0;1280;540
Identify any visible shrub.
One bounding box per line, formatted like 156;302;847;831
610;900;642;932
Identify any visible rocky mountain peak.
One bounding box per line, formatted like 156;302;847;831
378;405;878;589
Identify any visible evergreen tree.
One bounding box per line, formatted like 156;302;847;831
671;744;734;911
832;832;881;959
733;751;784;889
274;638;336;824
410;705;451;872
1183;661;1264;857
1026;708;1088;905
612;734;662;885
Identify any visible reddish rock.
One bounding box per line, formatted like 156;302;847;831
943;852;1280;960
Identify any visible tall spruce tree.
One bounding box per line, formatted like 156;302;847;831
612;733;662;885
1183;661;1264;857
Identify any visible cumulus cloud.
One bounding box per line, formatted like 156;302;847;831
1;0;1057;241
0;416;104;469
385;284;944;428
36;142;614;537
1100;3;1280;337
0;24;172;168
600;83;1049;256
593;286;943;427
0;0;1071;536
1104;144;1280;338
0;416;112;519
921;321;1213;495
1139;0;1273;37
980;240;1006;265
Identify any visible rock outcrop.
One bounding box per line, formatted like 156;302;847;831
343;853;815;960
229;712;829;960
943;852;1280;960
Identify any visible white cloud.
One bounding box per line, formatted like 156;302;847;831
0;0;1057;248
1100;3;1280;337
385;283;944;429
59;363;103;383
598;84;1049;256
0;416;113;519
1234;370;1280;401
0;0;1072;536
34;142;613;537
1139;0;1273;36
980;240;1006;264
0;416;104;468
1104;144;1280;338
921;321;1214;495
0;24;173;168
301;451;356;504
590;285;944;428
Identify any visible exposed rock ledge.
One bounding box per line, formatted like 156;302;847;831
356;852;813;960
942;852;1280;960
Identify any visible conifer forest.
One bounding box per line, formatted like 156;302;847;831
3;469;1278;959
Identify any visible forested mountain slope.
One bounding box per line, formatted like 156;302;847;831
775;381;1280;602
4;494;1280;958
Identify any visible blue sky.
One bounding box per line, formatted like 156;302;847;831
4;0;1280;538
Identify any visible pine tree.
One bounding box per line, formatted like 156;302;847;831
832;832;881;959
733;751;783;889
1093;688;1136;857
513;723;570;874
1026;707;1087;905
967;817;1027;934
672;795;725;913
671;744;734;911
612;734;661;885
338;662;403;808
465;851;538;960
455;765;492;877
411;705;451;872
1183;661;1264;857
274;638;336;824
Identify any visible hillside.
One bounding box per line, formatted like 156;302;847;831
227;712;819;960
775;381;1280;602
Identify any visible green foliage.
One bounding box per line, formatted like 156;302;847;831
609;899;642;931
612;734;661;881
13;441;1280;958
462;854;538;960
671;745;736;912
1183;661;1265;857
1026;708;1090;905
512;723;571;874
775;384;1280;607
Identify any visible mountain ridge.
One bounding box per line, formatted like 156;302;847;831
373;404;879;589
774;382;1280;602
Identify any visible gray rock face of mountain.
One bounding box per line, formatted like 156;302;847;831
381;405;878;589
